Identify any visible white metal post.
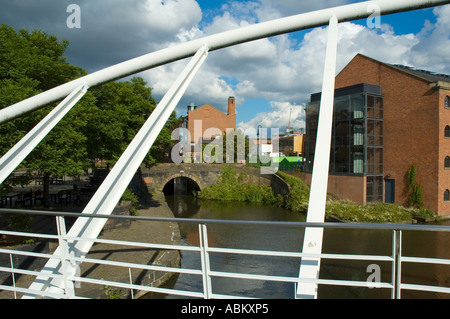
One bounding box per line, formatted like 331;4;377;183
199;224;212;299
297;15;339;299
0;84;88;185
56;216;75;299
9;254;17;299
128;268;134;299
395;230;402;299
391;230;396;299
23;45;209;298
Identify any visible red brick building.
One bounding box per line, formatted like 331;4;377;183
305;53;450;216
187;96;236;143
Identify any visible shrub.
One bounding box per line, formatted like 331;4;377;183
275;172;430;223
276;171;309;213
120;188;139;215
199;166;277;205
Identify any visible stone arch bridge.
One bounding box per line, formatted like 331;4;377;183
140;163;290;197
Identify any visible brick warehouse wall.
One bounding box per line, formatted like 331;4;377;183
438;89;450;215
335;54;449;216
293;172;367;205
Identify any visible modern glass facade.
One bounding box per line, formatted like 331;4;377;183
305;83;384;202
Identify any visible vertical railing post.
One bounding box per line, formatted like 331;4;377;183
391;230;396;299
395;230;402;299
199;224;212;299
9;254;17;299
129;268;135;299
56;216;75;299
297;15;339;299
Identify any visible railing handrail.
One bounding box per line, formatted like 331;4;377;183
1;209;449;299
1;208;449;232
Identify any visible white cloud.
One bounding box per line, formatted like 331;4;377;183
2;0;448;132
143;0;202;35
407;5;450;74
232;5;450;132
256;0;351;21
137;1;450;132
238;101;305;132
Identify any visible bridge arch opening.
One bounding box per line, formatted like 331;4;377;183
162;176;201;196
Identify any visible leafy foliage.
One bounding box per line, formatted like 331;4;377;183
0;24;90;205
0;24;177;205
406;164;424;208
199;166;277;205
0;24;85;91
87;77;177;167
275;172;435;223
276;171;310;212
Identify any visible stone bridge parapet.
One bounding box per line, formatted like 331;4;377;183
140;163;290;197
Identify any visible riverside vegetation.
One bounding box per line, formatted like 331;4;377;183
198;166;437;223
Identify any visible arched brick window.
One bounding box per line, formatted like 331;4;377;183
445;156;450;168
446;126;450;138
446;96;450;109
445;190;450;202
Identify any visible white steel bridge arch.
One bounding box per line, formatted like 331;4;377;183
0;0;448;299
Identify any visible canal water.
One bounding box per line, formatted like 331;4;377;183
158;195;449;299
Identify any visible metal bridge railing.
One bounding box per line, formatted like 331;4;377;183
0;208;449;299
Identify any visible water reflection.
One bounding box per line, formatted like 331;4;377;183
161;196;449;299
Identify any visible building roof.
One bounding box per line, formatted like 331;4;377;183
389;64;450;83
355;53;450;84
190;103;223;114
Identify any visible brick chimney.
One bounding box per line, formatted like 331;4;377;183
228;96;235;115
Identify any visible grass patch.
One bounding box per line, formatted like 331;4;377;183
276;172;437;223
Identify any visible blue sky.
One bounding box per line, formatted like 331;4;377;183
0;1;449;132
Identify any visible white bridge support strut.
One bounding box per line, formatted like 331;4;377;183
296;15;339;299
22;45;209;298
0;84;89;185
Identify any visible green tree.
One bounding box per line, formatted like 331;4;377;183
87;77;178;168
0;24;177;206
0;24;85;92
0;24;89;206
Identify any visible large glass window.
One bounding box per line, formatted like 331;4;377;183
353;152;364;174
305;84;384;203
367;95;383;119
